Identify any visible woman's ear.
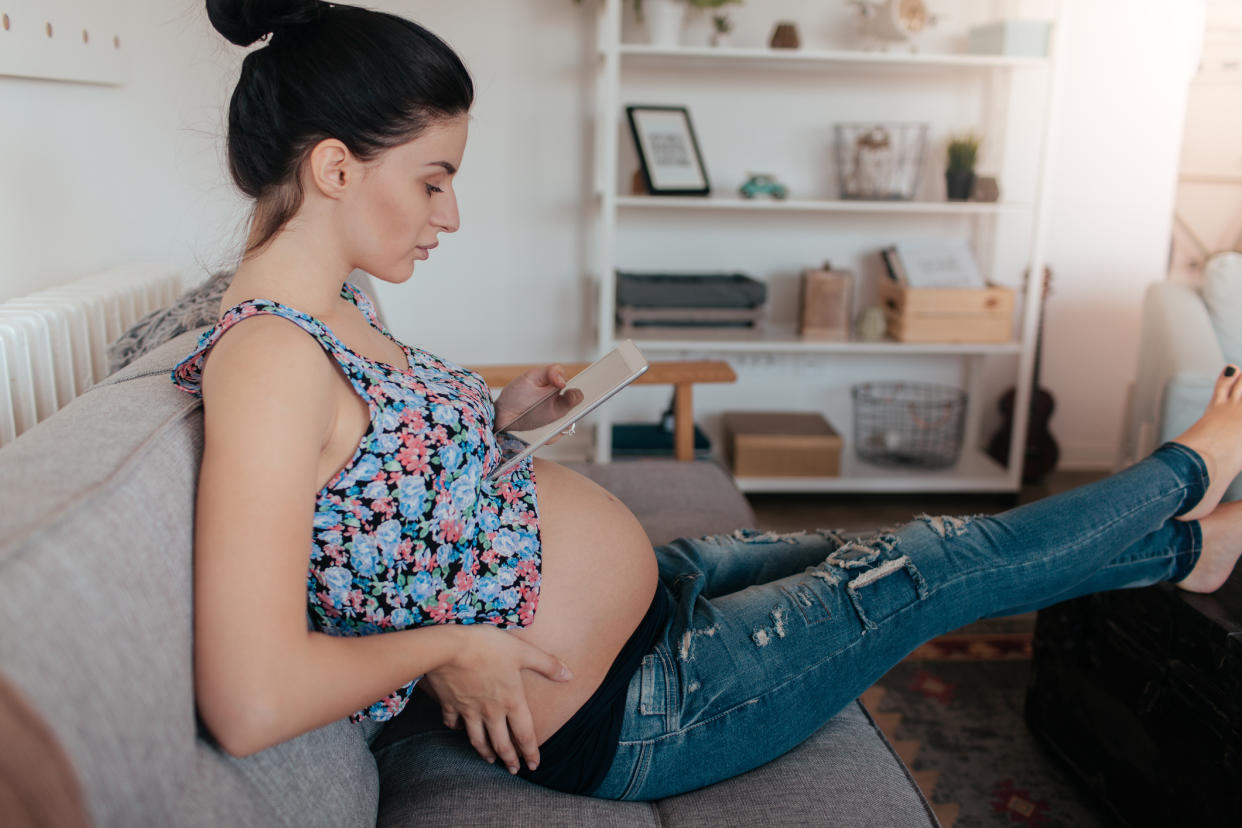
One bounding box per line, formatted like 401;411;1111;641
305;138;354;199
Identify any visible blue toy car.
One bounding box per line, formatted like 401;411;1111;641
739;173;789;200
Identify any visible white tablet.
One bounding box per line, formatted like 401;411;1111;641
489;340;648;479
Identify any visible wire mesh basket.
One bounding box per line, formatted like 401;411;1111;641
852;382;967;468
834;123;928;201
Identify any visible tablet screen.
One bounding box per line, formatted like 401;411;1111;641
490;341;647;478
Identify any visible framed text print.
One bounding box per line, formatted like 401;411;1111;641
626;105;711;196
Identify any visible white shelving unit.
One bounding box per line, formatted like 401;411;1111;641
587;0;1067;494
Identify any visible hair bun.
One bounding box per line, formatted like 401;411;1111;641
206;0;327;47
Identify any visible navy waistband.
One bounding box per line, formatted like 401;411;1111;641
518;583;672;796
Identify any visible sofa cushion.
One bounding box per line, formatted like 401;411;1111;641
1202;251;1242;367
564;459;757;546
373;693;937;827
0;330;379;828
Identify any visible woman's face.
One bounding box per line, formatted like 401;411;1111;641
342;114;468;283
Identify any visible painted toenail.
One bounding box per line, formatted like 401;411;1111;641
1228;366;1237;377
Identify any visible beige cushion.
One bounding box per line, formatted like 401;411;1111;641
1202;251;1242;366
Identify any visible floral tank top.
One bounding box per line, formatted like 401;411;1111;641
170;281;542;722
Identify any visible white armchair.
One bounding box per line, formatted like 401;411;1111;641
1122;252;1242;503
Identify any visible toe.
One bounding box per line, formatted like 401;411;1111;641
1217;364;1239;401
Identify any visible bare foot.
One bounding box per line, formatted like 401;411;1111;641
1177;500;1242;592
1171;365;1242;522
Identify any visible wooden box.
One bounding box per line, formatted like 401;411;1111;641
879;281;1015;343
798;268;853;340
722;411;842;477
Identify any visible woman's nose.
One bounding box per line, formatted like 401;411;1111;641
435;191;461;234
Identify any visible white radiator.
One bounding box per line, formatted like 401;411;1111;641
0;264;183;447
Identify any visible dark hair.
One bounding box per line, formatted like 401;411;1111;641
206;1;474;254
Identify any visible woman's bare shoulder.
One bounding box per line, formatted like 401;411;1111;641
198;314;339;444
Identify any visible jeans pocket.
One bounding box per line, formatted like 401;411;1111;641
638;643;678;723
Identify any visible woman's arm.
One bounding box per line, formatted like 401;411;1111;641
192;318;570;760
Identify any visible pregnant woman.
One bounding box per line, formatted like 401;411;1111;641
176;0;1242;801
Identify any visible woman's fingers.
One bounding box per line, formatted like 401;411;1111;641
507;703;541;772
548;363;567;388
485;711;522;774
523;645;574;683
464;716;496;765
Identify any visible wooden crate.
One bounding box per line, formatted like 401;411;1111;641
798;268;853;340
722;411;842;477
879;282;1015;343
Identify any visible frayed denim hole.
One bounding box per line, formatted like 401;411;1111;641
781;583;832;626
845;555;927;631
827;541;881;569
916;513;976;539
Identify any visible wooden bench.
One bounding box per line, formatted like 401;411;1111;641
469;360;737;460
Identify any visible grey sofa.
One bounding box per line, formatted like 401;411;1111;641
0;328;939;827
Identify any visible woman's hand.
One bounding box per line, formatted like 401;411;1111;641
421;626;573;774
493;364;584;437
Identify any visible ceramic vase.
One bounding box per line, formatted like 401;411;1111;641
645;0;686;47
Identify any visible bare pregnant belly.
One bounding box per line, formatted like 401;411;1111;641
509;458;658;743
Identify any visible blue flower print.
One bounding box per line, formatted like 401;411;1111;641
432;403;460;427
350;535;381;577
438;442;463;472
408;571;437;601
475;575;501;602
363;480;390;501
479;510;501;533
389;607;413;628
497;587;521;610
436;544;460;568
342;454;381;489
323;565;352;593
374;432;401;454
313;511;339;530
376;519;403;564
450;473;477;512
397;477;428;519
492;529;524;558
375;407;401;432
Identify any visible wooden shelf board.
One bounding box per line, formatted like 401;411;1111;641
734;448;1015;493
615;44;1050;71
614;195;1032;216
623;325;1021;356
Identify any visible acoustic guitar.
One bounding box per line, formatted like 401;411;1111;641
986;267;1059;483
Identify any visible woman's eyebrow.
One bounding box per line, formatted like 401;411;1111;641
427;161;457;175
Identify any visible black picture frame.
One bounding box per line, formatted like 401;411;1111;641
626;105;711;196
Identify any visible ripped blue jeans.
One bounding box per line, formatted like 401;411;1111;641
592;443;1206;800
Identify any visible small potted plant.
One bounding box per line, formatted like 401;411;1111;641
710;13;735;47
945;132;980;201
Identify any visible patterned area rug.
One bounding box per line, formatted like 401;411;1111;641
864;633;1114;828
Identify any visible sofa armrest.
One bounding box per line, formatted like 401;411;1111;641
1125;281;1224;463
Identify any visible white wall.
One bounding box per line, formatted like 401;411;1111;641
0;0;1203;469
